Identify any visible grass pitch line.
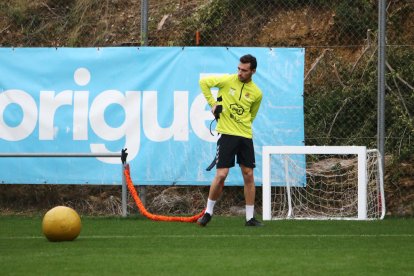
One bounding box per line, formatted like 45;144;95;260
82;234;414;239
1;234;414;240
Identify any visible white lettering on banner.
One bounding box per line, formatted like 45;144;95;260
190;93;217;142
74;68;91;86
73;91;89;140
73;68;90;140
0;90;38;141
0;68;218;164
142;91;189;141
39;90;73;140
89;90;141;164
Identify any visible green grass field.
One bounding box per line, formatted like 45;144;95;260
1;216;413;275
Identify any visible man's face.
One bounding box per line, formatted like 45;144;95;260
237;62;255;83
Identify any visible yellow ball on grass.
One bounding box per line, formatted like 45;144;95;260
42;206;82;242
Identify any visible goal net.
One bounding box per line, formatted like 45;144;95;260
262;146;385;220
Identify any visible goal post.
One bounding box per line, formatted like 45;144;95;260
262;146;385;220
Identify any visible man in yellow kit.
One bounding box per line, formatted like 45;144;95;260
197;54;263;227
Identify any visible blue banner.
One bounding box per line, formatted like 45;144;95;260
0;47;304;185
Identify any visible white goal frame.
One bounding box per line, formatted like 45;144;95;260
262;146;385;220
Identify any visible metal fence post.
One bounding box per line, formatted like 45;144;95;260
378;0;386;171
121;163;127;217
140;0;149;205
141;0;148;46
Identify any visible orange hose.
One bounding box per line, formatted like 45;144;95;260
123;164;205;222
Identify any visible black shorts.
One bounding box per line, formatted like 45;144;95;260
215;134;256;169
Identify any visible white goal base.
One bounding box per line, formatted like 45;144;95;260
262;146;385;220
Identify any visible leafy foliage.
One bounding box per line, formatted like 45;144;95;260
333;0;377;42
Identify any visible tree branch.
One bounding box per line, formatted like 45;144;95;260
332;63;347;88
327;98;349;138
304;49;331;81
386;63;414;126
0;25;11;35
386;62;414;91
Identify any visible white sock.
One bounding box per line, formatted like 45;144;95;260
246;205;254;221
206;199;216;215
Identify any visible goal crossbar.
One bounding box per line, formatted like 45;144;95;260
262;146;385;220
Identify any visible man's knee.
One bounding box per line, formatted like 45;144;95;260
215;168;229;182
241;166;254;180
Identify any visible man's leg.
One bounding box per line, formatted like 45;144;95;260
206;168;229;214
208;168;229;201
241;165;262;226
241;165;255;206
197;168;229;226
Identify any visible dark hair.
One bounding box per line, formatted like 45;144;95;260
240;54;257;70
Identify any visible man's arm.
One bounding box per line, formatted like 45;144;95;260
199;75;226;107
250;92;262;122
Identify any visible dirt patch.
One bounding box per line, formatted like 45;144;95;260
258;7;335;46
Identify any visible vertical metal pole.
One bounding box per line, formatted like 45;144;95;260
139;185;146;207
122;164;127;217
377;0;386;171
140;0;148;205
141;0;148;46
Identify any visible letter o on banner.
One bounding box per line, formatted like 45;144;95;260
0;90;38;141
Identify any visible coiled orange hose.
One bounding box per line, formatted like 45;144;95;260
123;164;205;222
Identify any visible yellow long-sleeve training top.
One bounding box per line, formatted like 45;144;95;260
200;74;263;139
